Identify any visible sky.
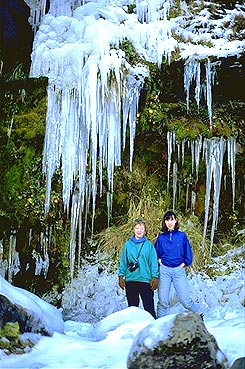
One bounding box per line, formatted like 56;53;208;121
1;249;244;369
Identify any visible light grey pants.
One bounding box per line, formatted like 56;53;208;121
157;264;198;318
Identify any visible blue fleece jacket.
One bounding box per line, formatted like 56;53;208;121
155;230;193;267
118;236;159;282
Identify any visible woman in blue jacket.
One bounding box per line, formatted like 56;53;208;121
118;218;159;318
155;211;199;318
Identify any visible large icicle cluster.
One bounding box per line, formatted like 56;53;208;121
167;134;237;254
29;0;245;275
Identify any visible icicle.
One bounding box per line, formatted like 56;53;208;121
31;229;50;277
77;211;82;270
185;182;189;211
167;131;175;191
23;0;48;32
69;184;81;280
202;138;226;256
7;230;20;283
205;59;212;126
204;59;220;127
181;139;185;167
107;191;113;227
227;136;236;211
136;0;174;23
0;239;8;277
40;229;50;277
191;141;195;175
190;136;202;179
177;142;181;164
191;190;196;214
121;62;148;171
172;162;178;211
194;135;203;180
224;174;227;190
184;57;201;113
184;58;220;126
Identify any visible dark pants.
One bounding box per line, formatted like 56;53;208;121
125;281;156;319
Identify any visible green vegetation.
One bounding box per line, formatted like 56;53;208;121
0;322;35;355
0;65;70;294
0;53;244;297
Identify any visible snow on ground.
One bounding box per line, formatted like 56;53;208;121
1;248;244;369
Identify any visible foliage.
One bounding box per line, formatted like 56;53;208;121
0;65;71;295
0;67;47;229
0;322;35;355
119;39;142;66
137;63;241;141
125;4;136;15
3;63;27;82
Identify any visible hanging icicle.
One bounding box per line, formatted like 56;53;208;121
167;131;175;191
184;57;221;126
7;230;20;283
172;162;178;211
205;58;212;126
202;138;226;256
167;132;236;254
227;136;236;211
184;57;201;113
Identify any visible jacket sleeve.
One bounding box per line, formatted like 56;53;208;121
183;233;193;266
154;235;160;258
118;242;128;276
149;242;159;278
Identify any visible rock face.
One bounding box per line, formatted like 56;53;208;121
230;357;245;369
0;295;49;335
0;276;64;336
127;312;229;369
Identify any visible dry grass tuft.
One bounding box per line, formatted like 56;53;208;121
96;188;171;261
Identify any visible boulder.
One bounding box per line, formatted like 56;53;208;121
127;312;229;369
0;276;64;336
230;357;245;369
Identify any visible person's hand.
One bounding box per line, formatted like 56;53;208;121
150;277;158;290
119;276;126;289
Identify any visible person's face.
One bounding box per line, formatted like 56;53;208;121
134;223;145;239
165;216;177;231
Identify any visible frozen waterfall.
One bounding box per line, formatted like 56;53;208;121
28;0;244;275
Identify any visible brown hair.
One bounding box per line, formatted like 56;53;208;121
161;211;179;232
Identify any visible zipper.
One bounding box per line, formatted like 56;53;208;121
170;230;172;241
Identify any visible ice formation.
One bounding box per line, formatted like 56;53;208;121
27;0;244;275
167;134;237;253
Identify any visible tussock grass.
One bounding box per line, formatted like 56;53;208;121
96;185;208;272
96;185;170;260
